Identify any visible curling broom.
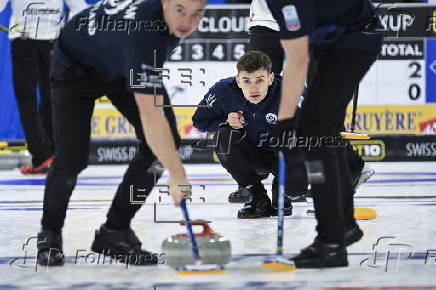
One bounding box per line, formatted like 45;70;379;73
262;152;296;271
175;199;225;274
307;208;377;220
340;87;370;140
0;25;9;33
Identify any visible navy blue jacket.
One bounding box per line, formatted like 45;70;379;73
53;0;179;95
192;76;282;148
266;0;383;52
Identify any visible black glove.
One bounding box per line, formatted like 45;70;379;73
274;117;309;197
272;117;297;152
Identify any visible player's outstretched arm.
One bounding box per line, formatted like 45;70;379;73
278;36;310;120
134;93;188;206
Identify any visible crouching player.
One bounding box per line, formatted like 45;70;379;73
192;51;308;219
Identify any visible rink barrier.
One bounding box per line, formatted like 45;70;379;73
0;135;434;169
86;135;436;164
85;135;436;164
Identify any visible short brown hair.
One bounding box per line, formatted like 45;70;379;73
237;50;272;74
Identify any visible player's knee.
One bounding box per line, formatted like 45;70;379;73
128;146;163;180
216;125;232;141
215;126;245;153
50;157;88;176
133;145;155;164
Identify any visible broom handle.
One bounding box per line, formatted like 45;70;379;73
180;199;201;261
0;25;9;34
277;152;286;256
350;87;359;133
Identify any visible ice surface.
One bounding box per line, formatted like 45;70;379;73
0;162;435;289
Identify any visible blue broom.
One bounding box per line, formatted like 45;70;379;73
262;152;296;271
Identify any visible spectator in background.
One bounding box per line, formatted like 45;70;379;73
0;0;87;174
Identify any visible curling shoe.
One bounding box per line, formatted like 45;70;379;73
291;239;348;268
91;224;158;266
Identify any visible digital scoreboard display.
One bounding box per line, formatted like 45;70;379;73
166;4;436;106
92;4;436;139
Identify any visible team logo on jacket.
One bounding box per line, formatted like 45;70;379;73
205;94;217;107
104;0;134;15
266;113;278;124
282;5;301;31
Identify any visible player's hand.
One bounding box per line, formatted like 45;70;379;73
272;117;297;152
227;112;244;129
168;175;191;206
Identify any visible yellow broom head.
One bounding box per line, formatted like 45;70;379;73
175;264;225;275
354;208;377;220
340;132;370;140
262;257;296;271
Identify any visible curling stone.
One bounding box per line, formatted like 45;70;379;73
18;151;31;167
161;221;231;268
0;150;20;170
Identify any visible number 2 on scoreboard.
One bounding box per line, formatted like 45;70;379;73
408;61;422;101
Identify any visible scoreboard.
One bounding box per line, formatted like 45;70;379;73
168;5;250;62
91;3;436;139
360;39;428;105
359;4;436;105
87;3;436;163
168;39;249;62
161;5;250;109
162;4;436;107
